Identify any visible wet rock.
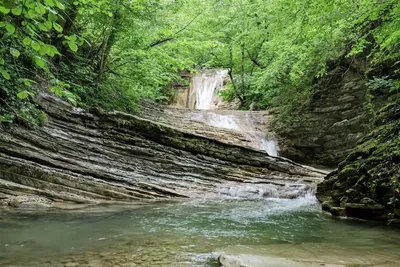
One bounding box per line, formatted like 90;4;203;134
321;201;334;211
219;255;249;267
330;207;345;217
317;99;400;222
0;93;325;207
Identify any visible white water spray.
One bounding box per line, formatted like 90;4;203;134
191;70;228;110
260;137;279;157
189;69;279;156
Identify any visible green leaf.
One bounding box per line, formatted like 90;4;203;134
27;9;35;18
34;3;46;15
17;91;29;99
23;79;31;87
56;2;65;10
50;86;63;97
53;22;63;33
38;23;48;31
31;41;41;51
10;48;20;58
0;69;10;80
11;6;22;15
0;114;14;123
5;23;15;34
48;46;60;57
68;42;78;52
67;34;77;42
44;0;55;7
0;6;10;14
23;37;32;46
48;12;58;22
34;57;46;69
44;21;53;30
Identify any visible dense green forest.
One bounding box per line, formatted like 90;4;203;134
0;0;399;125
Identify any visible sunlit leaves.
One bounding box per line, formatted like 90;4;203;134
34;56;46;69
23;37;32;46
0;0;74;97
5;23;15;34
0;6;10;14
48;12;58;22
50;86;63;97
0;68;10;80
17;90;35;99
0;114;13;122
10;48;20;58
31;41;41;51
11;7;22;16
44;0;56;7
52;22;63;33
68;42;78;52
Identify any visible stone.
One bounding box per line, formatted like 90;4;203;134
273;59;371;167
0;93;325;209
360;197;376;205
218;255;249;267
316;99;400;223
321;201;333;211
330;207;345;217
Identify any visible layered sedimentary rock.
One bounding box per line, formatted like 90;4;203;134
139;100;277;153
275;59;369;166
317;99;400;222
0;94;325;208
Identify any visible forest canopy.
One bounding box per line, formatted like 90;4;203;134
0;0;399;124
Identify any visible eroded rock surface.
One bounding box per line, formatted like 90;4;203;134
0;94;325;208
138;100;277;153
317;99;400;222
274;59;370;166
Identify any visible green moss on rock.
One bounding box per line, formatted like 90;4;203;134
316;99;400;222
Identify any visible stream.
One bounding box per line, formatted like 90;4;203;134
1;70;399;267
1;193;400;266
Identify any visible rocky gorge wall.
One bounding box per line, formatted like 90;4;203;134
0;94;325;209
316;99;400;223
274;59;370;167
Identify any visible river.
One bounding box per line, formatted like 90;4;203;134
1;193;399;266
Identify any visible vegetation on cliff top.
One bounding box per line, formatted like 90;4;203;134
0;0;399;124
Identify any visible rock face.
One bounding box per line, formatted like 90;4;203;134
139;100;278;154
0;94;325;208
275;59;369;166
316;99;400;222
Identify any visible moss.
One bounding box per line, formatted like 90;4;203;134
317;100;400;221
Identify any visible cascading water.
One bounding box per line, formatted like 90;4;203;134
191;69;228;110
189;69;280;156
259;135;279;157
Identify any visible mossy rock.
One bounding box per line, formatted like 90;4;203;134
317;99;400;222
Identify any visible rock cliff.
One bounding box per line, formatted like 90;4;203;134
0;94;325;209
275;59;369;166
316;99;400;222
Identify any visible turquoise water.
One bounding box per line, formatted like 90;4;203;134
1;196;399;266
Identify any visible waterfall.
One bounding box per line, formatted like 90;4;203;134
189;69;279;156
260;138;279;157
191;70;228;110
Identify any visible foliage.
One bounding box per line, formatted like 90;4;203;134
1;0;399;125
173;0;400;111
